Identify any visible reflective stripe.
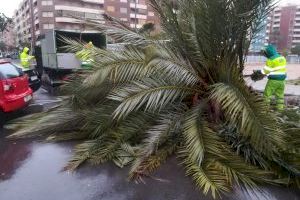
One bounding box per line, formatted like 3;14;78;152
263;65;286;72
82;62;92;65
269;72;287;75
263;66;273;71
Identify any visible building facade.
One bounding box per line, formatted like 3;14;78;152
13;0;158;47
267;4;300;52
249;18;270;53
104;0;157;29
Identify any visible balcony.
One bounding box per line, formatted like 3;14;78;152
130;23;142;29
274;12;281;17
81;0;104;4
274;18;280;22
55;5;104;14
130;13;147;20
130;3;147;10
55;17;81;23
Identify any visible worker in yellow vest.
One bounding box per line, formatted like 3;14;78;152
20;47;35;69
261;45;287;111
76;41;94;69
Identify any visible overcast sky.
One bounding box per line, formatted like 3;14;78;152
0;0;300;18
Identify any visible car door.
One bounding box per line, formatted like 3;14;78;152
0;63;29;96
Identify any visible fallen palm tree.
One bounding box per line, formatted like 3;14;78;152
7;0;300;198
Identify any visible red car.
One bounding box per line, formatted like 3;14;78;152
0;61;33;125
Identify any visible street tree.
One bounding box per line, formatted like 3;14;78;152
8;0;300;198
0;41;6;51
291;45;300;56
0;13;12;33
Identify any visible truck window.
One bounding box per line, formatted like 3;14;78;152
0;63;23;79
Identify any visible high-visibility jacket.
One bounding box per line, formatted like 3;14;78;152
20;47;35;69
261;45;287;81
76;48;94;68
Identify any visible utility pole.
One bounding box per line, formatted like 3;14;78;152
134;0;137;31
29;0;36;52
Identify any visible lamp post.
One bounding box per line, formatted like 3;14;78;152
134;0;137;31
29;0;36;52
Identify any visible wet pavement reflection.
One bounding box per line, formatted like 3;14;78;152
0;128;299;200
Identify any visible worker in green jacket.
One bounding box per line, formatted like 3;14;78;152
261;45;287;111
20;47;35;69
76;41;94;69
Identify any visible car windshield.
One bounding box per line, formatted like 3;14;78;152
0;63;23;79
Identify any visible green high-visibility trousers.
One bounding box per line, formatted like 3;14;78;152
264;79;285;111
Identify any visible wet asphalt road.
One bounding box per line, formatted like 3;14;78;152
0;90;300;200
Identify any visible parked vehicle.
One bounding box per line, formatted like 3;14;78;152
23;67;41;92
11;61;42;93
38;30;106;93
0;60;33;125
5;53;11;58
10;52;19;60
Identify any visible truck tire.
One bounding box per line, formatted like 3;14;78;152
0;110;5;127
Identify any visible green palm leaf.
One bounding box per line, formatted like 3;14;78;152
109;77;199;119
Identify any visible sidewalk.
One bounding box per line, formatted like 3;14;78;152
245;64;300;96
248;79;300;96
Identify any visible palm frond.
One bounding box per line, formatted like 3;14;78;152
210;80;286;157
109;76;199;119
7;105;83;139
182;154;230;199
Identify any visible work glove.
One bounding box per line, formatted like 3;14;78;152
250;70;265;82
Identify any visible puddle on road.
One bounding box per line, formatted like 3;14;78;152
0;140;32;181
0;135;299;200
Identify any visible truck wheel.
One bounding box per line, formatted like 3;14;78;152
0;110;5;127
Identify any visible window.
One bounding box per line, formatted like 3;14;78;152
42;12;53;17
107;6;115;12
120;0;127;2
0;63;22;79
43;23;54;29
120;7;127;14
41;0;53;6
148;11;154;16
85;13;100;19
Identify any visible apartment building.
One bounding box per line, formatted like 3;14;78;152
13;0;158;46
249;18;270;53
105;0;158;29
267;4;300;52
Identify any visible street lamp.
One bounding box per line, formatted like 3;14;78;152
29;0;36;52
134;0;137;31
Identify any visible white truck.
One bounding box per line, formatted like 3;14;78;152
38;30;106;93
